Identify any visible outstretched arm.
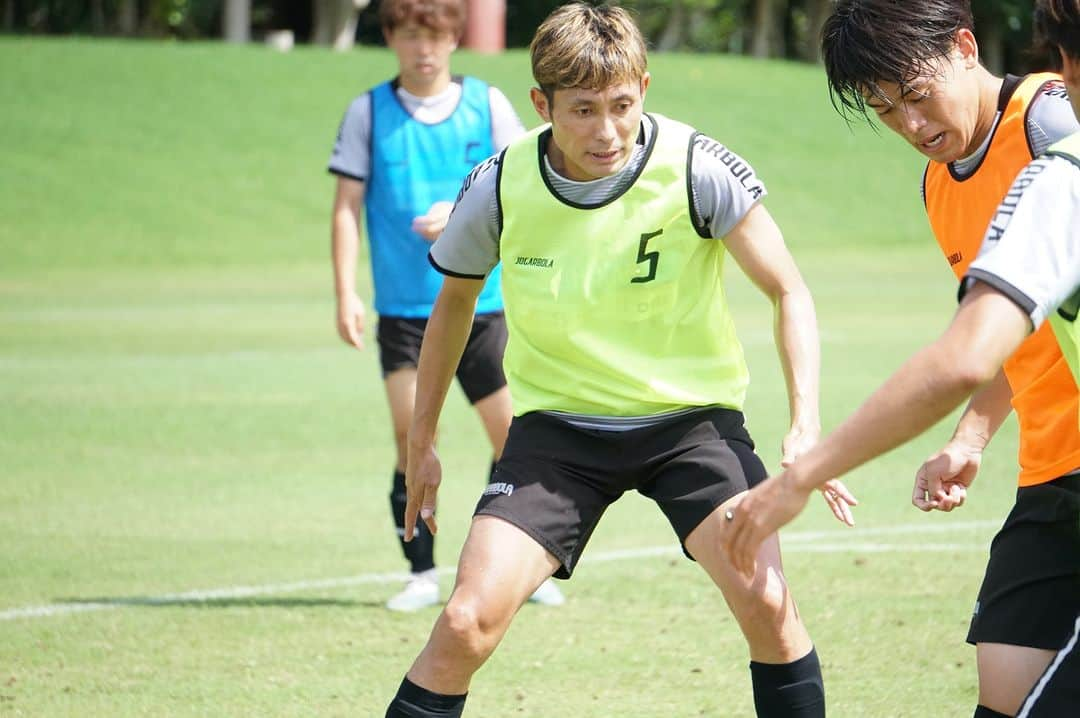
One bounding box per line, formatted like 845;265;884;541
787;285;1028;491
723;283;1032;574
404;276;485;540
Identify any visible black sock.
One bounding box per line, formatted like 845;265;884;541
973;707;1009;718
749;647;825;717
390;470;434;573
385;676;467;717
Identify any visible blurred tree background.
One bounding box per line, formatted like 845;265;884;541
0;0;1051;72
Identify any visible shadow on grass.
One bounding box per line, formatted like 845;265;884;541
55;596;386;609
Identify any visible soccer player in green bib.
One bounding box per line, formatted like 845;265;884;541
384;3;858;716
723;2;1080;714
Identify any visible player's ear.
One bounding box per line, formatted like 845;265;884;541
640;72;651;100
955;28;979;69
530;87;551;123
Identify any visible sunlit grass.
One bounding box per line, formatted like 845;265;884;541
0;38;1010;716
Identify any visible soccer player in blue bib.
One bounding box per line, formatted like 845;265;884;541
327;0;563;612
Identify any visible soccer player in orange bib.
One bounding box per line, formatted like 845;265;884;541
729;2;1080;716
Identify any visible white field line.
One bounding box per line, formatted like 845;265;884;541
0;520;997;622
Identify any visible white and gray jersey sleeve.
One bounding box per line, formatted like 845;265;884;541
689;135;767;238
488;86;526;149
327;81;525;181
429;155;503;278
328;93;372;181
1027;80;1078;157
951;80;1077;178
963;156;1080;329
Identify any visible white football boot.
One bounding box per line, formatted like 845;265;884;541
386;569;439;612
527;578;566;606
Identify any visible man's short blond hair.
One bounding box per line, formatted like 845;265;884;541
530;3;648;99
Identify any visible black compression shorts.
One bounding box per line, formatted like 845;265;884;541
474;407;767;578
375;312;507;404
967;474;1080;650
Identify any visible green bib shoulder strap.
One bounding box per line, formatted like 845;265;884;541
1046;131;1080;168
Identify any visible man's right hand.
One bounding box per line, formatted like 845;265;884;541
336;293;365;349
405;440;441;541
412;201;455;242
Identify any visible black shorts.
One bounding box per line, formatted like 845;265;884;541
1018;615;1080;717
375;312;507;404
475;407;767;579
967;474;1080;649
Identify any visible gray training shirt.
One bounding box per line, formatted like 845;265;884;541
430;115;768;278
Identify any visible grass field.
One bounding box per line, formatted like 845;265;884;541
0;38;1022;716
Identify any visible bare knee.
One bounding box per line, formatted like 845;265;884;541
736;575;790;630
407;590;509;693
728;569;811;663
437;595;502;666
690;527;803;655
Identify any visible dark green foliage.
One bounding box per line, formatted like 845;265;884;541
0;0;1048;68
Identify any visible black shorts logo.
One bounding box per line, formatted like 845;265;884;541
482;481;515;497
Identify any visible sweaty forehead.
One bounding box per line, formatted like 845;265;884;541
862;53;957;106
861;74;931;106
861;80;902;106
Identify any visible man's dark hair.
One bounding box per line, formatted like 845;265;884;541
821;0;975;122
1035;0;1080;68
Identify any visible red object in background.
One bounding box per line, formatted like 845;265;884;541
462;0;505;53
